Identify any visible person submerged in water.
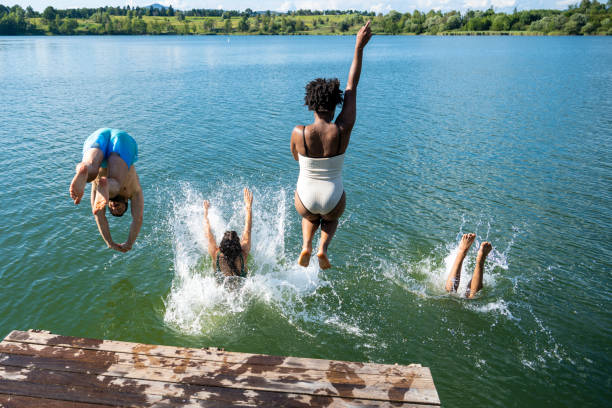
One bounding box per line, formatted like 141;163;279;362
69;128;144;253
291;21;373;270
203;188;253;277
445;233;493;298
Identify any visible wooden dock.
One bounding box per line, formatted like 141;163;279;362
0;330;440;407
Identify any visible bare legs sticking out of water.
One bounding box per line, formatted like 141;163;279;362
445;233;492;298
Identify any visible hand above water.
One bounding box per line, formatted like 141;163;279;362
243;187;253;210
356;20;372;50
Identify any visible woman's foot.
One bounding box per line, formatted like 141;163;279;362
317;251;331;270
459;233;476;253
69;163;88;204
298;248;311;267
93;177;109;215
478;241;492;259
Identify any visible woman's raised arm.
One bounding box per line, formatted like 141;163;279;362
240;188;253;256
336;21;372;134
203;200;218;258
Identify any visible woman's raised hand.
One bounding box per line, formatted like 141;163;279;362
203;200;210;215
356;20;372;50
244;188;253;210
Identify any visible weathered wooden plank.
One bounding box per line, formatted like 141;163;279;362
4;330;425;378
0;340;433;388
0;366;435;408
0;394;116;408
0;342;438;404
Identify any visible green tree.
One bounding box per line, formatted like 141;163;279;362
238;16;249;31
25;6;35;18
203;19;214;32
445;14;462;30
224;18;232;33
491;14;511;30
339;19;350;31
59;18;78;34
42;6;56;22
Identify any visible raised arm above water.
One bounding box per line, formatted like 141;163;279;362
336;21;372;133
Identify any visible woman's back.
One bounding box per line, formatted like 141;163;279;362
298;122;345;158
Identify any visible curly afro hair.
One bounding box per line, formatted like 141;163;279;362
304;78;343;113
219;231;242;276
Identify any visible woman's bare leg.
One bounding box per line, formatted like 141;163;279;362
317;192;346;270
466;241;492;298
70;148;104;204
295;191;320;267
445;233;476;292
299;217;320;266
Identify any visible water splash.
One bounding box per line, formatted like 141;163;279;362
163;183;325;334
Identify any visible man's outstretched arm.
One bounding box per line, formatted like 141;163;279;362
119;188;144;253
92;182;122;251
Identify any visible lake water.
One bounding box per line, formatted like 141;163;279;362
0;35;610;407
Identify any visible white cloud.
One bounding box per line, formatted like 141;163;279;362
462;0;516;9
369;2;391;13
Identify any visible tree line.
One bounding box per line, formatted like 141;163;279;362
0;1;610;36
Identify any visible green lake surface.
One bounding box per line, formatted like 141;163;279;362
0;35;610;406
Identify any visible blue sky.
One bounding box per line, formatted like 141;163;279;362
16;0;578;13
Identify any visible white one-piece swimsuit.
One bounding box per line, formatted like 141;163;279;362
296;153;345;215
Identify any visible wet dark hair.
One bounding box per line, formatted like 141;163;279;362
109;195;128;217
304;78;343;113
219;231;242;276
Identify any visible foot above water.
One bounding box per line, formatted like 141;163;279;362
298;249;311;267
317;252;331;270
479;241;493;258
459;233;476;252
70;163;88;205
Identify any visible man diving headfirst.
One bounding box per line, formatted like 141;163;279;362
69;128;144;253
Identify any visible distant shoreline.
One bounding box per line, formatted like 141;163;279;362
1;3;611;36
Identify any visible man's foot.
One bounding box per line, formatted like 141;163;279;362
93;177;109;215
478;241;492;259
298;248;311;267
459;233;476;253
70;163;88;205
317;251;331;270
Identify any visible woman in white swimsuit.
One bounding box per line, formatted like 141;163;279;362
290;21;372;270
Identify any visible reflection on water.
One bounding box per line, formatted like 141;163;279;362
0;36;610;407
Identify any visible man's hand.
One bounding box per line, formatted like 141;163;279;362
117;242;132;253
356;20;372;50
243;188;253;210
109;242;127;252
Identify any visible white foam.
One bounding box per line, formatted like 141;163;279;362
163;183;326;335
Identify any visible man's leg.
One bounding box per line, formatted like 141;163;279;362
93;153;129;214
70;148;104;205
466;241;492;298
317;192;346;270
445;233;475;292
295;191;320;267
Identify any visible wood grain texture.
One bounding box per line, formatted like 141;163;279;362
0;330;440;407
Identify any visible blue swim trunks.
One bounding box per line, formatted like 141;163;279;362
82;128;138;168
